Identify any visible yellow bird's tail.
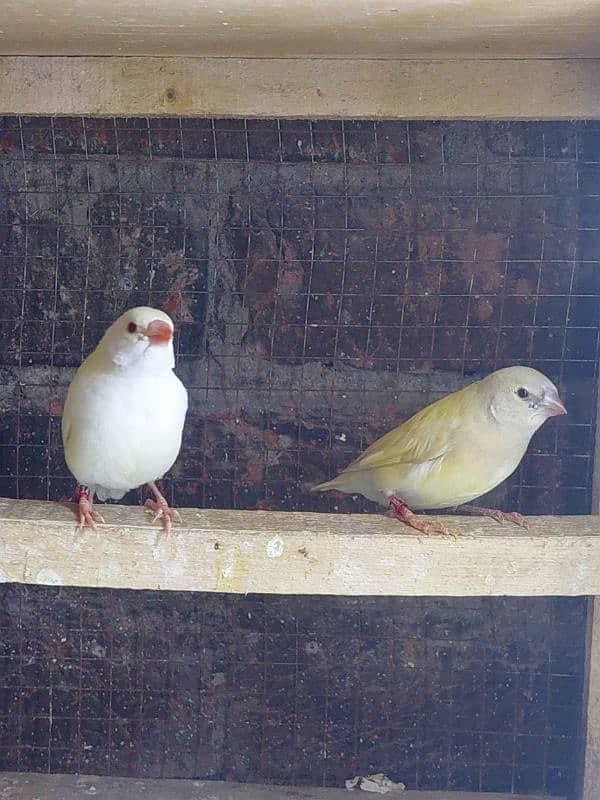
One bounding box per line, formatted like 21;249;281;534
311;475;348;493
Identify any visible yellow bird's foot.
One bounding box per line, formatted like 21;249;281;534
145;481;182;535
387;496;451;536
72;485;105;532
455;504;528;528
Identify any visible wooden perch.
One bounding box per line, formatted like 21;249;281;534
2;56;600;119
0;498;599;596
0;772;565;800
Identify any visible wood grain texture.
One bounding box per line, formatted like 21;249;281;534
0;772;564;800
1;498;599;596
582;598;600;800
593;383;600;515
2;56;600;119
579;374;600;798
0;0;598;59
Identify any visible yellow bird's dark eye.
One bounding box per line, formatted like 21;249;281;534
517;387;529;399
127;322;137;333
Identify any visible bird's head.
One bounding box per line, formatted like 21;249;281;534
482;365;567;433
97;306;176;371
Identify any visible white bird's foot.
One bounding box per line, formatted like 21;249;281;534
145;481;182;535
74;485;105;532
387;496;451;536
455;504;528;528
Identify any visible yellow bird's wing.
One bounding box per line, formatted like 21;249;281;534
62;416;72;447
343;383;475;474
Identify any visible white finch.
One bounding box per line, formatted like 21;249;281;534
313;366;566;535
62;306;188;534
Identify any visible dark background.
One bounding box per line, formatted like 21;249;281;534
0;116;598;796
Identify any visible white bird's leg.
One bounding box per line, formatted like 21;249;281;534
387;495;450;536
74;485;105;532
144;481;182;535
455;504;528;528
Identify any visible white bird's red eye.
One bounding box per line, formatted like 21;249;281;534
127;322;137;333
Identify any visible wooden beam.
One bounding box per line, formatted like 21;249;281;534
0;772;565;800
582;600;600;800
1;498;599;596
593;383;600;516
1;0;598;59
2;56;600;119
579;376;600;798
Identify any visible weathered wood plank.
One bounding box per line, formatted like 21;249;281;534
0;772;565;800
582;598;600;800
593;383;600;516
579;377;600;798
2;56;600;119
1;0;598;59
0;497;598;596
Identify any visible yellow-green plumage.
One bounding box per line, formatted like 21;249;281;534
313;366;566;511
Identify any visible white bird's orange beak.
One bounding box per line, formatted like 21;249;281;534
146;319;173;345
542;387;567;417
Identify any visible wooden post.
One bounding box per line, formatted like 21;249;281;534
580;383;600;799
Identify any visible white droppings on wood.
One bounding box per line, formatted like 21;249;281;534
101;540;122;556
576;561;590;589
21;542;41;557
163;561;185;581
221;562;234;579
151;543;163;560
266;537;284;558
333;556;362;591
345;773;405;793
404;551;428;584
35;568;63;585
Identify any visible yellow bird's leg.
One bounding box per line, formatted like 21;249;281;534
387;496;450;536
72;485;105;532
455;504;528;528
144;481;183;535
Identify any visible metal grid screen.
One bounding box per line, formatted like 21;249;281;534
0;117;597;796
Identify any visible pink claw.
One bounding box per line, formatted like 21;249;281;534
74;486;105;532
456;504;528;529
145;481;182;535
387;495;451;536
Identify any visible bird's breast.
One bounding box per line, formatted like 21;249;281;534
63;368;187;491
404;437;526;509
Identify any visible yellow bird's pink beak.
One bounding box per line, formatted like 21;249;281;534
146;319;173;345
543;387;567;417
